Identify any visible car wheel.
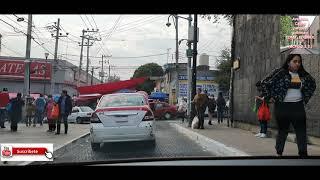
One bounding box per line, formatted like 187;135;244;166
91;143;100;151
76;117;81;124
164;112;172;120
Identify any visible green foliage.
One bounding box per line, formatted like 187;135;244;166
132;63;164;94
215;48;232;92
280;16;294;46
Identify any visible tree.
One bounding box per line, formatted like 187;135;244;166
201;14;233;26
280;16;294;46
215;48;232;92
132;63;164;94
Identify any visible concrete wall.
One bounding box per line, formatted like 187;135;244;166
233;15;320;137
309;16;320;49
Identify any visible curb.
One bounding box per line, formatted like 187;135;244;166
170;123;250;157
17;132;90;166
234;122;315;145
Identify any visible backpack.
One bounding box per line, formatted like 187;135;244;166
51;104;60;119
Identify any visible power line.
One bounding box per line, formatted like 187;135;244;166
90;15;98;29
1;43;24;56
95;16;122;55
79;15;89;28
100;15;165;37
60;52;167;59
85;15;94;29
99;15;155;34
0;18;27;35
90;15;111;56
4;15;25;28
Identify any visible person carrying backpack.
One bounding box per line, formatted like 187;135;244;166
33;94;46;127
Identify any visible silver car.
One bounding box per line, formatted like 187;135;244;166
90;93;155;151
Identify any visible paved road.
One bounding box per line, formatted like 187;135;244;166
35;121;214;164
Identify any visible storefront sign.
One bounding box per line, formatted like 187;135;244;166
0;60;52;80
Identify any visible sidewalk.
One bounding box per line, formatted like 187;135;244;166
0;121;90;165
170;118;320;156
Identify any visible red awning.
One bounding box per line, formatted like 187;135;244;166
77;77;148;95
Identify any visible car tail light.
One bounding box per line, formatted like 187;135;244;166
90;113;101;123
142;111;154;121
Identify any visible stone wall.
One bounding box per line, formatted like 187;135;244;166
233;15;320;137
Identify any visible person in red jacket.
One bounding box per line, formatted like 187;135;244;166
0;88;10;128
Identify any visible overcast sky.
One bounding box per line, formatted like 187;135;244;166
0;14;232;80
2;15;314;80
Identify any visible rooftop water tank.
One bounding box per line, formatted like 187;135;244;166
199;53;209;66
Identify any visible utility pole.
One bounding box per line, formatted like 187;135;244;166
77;30;85;89
229;15;236;127
166;48;171;64
50;18;68;95
108;59;111;82
77;29;100;87
91;67;94;85
84;34;100;84
99;55;111;83
99;55;106;83
187;14;192;119
24;14;32;98
189;14;198;127
86;37;91;84
175;15;179;104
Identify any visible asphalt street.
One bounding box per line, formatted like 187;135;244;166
35;121;214;164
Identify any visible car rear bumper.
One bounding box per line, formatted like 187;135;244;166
90;125;155;143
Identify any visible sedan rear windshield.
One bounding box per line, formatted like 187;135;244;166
99;94;147;107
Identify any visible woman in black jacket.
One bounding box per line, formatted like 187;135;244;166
257;54;316;157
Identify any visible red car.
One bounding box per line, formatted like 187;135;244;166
149;101;177;120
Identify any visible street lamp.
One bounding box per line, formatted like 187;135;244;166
43;53;49;95
166;14;193;115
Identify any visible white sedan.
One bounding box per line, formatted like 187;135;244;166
90;93;155;151
68;106;94;124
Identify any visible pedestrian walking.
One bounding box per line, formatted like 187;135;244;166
208;94;216;125
217;92;226;125
192;88;208;129
177;98;187;123
56;90;73;135
9;93;24;132
25;101;35;127
0;88;10;128
253;95;270;138
45;95;57;132
256;54;316;157
34;94;46;127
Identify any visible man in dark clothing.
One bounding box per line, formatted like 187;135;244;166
10;93;25;132
208;94;216;125
56;90;73;135
217;92;226;124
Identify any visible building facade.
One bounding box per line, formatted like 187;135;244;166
0;56;100;96
162;62;219;105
